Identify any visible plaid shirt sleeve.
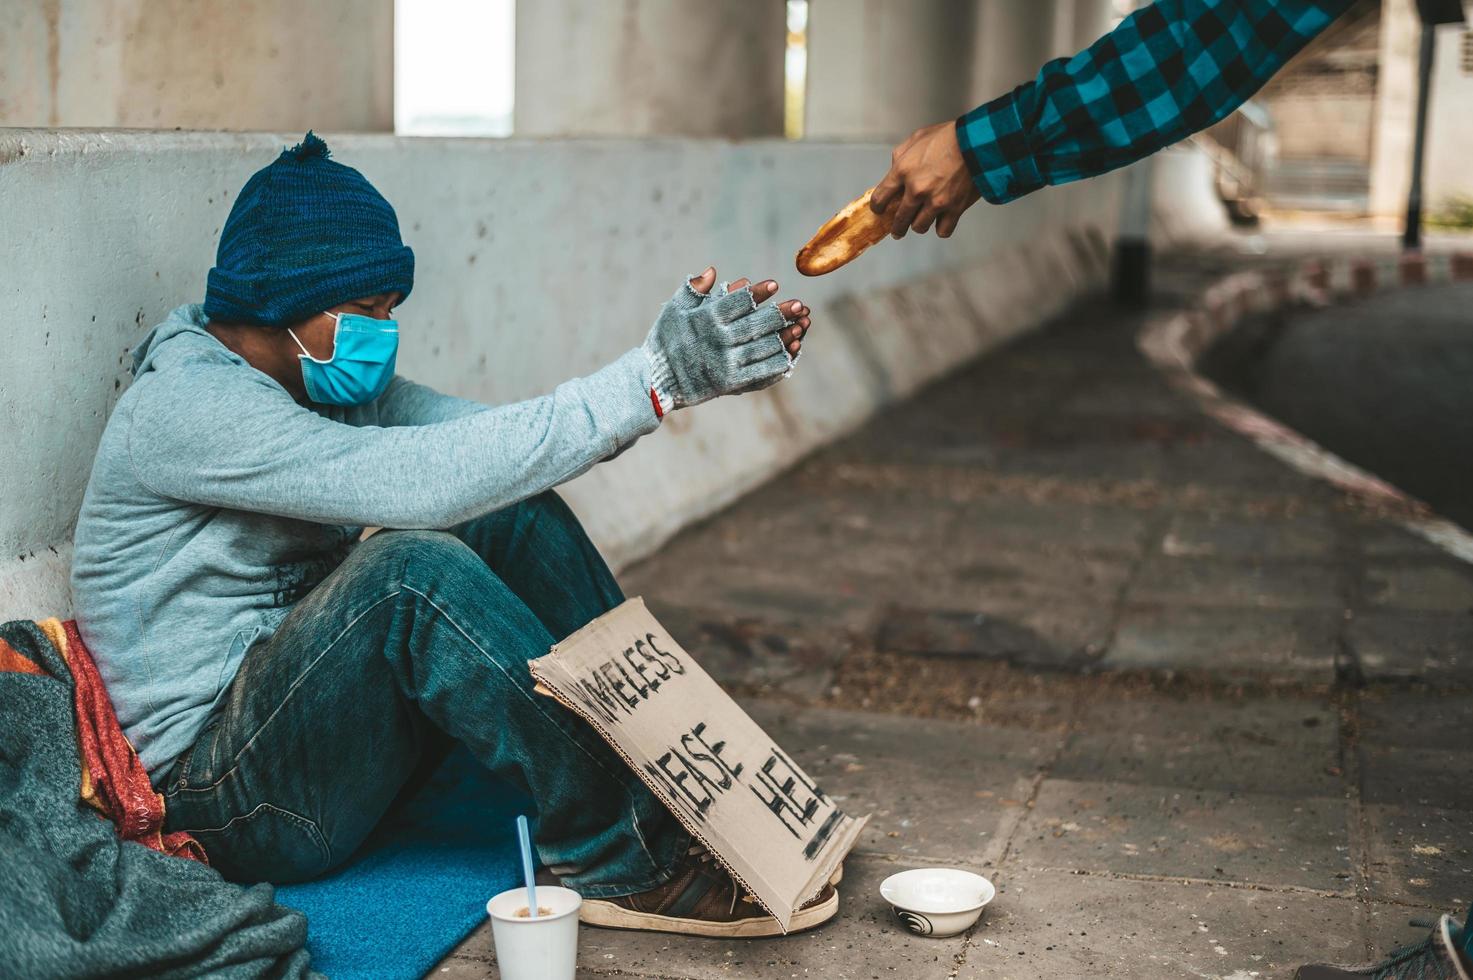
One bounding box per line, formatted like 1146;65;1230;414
957;0;1353;204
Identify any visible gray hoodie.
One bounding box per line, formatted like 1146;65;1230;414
71;305;658;783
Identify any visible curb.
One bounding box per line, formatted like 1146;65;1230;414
1137;249;1473;565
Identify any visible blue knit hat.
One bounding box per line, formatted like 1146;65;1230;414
204;132;414;327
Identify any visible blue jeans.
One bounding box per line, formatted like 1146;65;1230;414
161;492;688;898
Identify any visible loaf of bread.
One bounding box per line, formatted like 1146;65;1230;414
795;187;890;277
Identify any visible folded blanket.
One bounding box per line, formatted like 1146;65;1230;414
32;618;207;862
0;619;318;978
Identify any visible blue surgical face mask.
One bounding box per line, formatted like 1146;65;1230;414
288;311;399;406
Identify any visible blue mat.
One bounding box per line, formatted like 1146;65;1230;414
275;748;532;979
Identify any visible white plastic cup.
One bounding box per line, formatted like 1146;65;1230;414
486;885;582;980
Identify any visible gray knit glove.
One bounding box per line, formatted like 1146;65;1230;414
642;276;794;414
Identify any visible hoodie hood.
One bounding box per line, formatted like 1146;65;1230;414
131;305;244;378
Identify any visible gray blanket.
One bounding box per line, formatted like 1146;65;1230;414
0;620;319;978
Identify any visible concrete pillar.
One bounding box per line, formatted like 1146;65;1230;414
1071;0;1114;52
966;1;1110;122
1368;0;1421;216
1048;0;1078;59
1424;23;1473;208
969;0;1054;106
0;0;393;130
804;0;977;141
513;0;785;138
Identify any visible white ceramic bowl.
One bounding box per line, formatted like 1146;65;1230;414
879;868;995;938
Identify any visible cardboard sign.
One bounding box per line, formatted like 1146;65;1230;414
529;598;868;932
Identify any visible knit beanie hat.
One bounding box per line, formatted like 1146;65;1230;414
203;132;414;327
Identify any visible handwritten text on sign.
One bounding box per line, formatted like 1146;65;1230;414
529;598;867;932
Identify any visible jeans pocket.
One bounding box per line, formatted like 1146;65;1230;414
185;802;333;884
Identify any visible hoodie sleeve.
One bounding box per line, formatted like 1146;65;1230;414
374;375;489;426
127;349;660;529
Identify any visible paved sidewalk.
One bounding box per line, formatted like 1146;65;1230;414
439;241;1473;978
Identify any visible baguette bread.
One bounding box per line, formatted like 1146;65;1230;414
795;187;890;277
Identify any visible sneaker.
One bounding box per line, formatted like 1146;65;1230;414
580;847;840;938
1295;915;1471;980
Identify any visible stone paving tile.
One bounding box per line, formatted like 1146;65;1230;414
1357;690;1473;749
979;442;1184;485
1056;697;1343;798
1158;512;1341;561
1105;604;1342;677
1127;556;1345;611
1361;901;1460;961
873;605;1093;670
940;545;1136;598
1362;562;1473;613
956;868;1361;980
1353;522;1452;560
1360;743;1473;811
1050;374;1205;420
742;702;1056;866
881;589;1120;664
946;498;1153;559
1125;551;1349;613
1346;610;1473;681
1363;804;1473;910
637;598;852;700
444;855;967;980
1161;441;1345;498
1009;779;1355;892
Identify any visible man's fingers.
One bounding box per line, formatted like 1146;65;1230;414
691;267;716;293
912;204;943;235
936;211;962;239
728;277;750;293
734;331;787;368
708;280;779;327
890;195;923;239
871;173;902;215
781;304;812;350
670;266;716;308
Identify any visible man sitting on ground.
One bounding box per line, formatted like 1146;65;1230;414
70;133;835;937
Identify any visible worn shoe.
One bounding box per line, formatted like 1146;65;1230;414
580;847;839;938
1295;915;1471;980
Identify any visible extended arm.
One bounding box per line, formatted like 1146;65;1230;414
873;0;1352;236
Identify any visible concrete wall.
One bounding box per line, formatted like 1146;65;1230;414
513;0;785;138
0;0;394;131
0;130;1222;621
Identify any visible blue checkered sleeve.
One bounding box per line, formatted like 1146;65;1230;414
957;0;1353;204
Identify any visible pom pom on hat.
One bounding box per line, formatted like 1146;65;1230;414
203;132;414;327
285;131;332;162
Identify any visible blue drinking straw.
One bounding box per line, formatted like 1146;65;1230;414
516;814;538;919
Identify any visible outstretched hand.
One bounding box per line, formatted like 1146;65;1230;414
642;267;813;413
686;269;810;358
870;121;982;240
